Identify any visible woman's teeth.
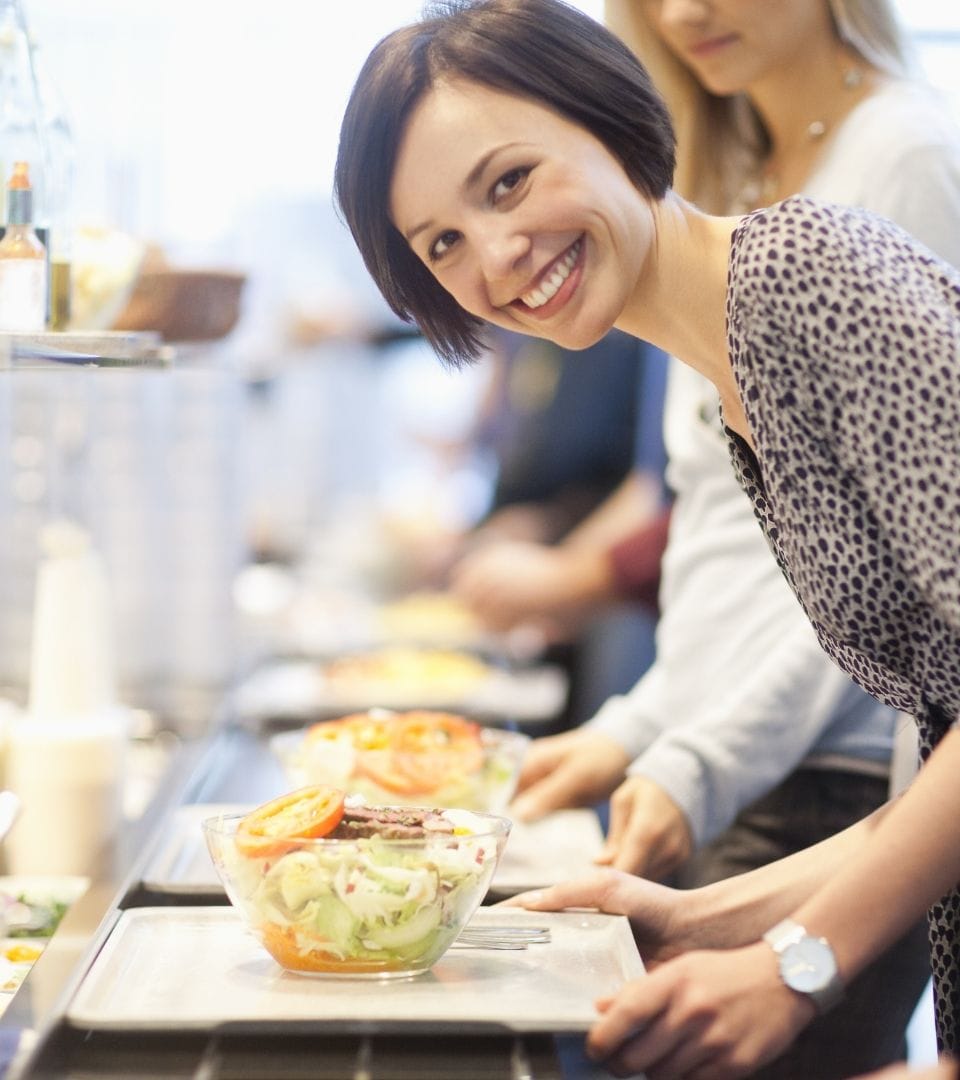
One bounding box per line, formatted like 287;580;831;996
521;240;581;309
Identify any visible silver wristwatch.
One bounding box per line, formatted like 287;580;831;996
763;918;844;1014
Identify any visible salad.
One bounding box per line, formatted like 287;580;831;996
204;786;510;977
271;709;528;812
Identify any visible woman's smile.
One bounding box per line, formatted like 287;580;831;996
512;236;584;318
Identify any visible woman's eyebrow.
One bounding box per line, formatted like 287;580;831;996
404;142;522;242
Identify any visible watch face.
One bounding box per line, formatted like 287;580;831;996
780;937;838;993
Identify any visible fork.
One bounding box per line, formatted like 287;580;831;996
452;925;552;950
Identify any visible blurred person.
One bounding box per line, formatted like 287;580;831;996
416;326;656;588
333;0;960;1075
474;329;650;547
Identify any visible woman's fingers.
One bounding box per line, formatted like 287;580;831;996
499;869;635;915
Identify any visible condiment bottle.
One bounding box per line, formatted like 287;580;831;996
0;159;46;331
0;0;50;323
32;39;73;330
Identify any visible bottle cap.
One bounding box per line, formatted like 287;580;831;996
9;162;31;190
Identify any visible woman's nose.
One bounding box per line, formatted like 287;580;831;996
476;226;530;284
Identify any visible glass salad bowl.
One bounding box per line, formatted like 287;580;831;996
203;788;511;979
269;710;530;813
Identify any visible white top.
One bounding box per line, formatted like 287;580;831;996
589;80;960;845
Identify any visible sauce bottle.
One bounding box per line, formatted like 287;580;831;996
0;160;46;331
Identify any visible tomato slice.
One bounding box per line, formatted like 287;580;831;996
355;748;426;795
304;712;393;750
236;785;345;858
394;712;484;787
393;711;481;754
300;710;485;798
358;712;484;795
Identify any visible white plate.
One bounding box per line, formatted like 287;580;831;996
140;805;604;898
67;906;643;1032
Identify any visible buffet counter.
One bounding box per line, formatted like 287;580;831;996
0;720;612;1079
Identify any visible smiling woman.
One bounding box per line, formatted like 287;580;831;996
334;2;960;1078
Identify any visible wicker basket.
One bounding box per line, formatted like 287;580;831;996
111;269;247;342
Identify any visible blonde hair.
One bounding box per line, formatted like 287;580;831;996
605;0;915;212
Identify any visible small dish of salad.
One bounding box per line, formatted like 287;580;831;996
270;710;529;813
202;786;510;978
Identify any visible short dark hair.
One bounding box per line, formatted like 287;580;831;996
334;0;676;366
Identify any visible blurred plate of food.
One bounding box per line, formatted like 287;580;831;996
318;645;492;705
231;647;568;730
0;875;88;938
375;591;486;647
0;937;49;1009
279;587;540;660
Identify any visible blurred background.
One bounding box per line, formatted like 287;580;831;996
1;0;958;739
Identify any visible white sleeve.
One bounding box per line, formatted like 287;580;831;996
860;142;960;269
623;630;893;847
585;663;668;760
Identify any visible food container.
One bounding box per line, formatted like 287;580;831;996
111;269;246;342
270;709;529;812
67;226;146;331
203;800;510;979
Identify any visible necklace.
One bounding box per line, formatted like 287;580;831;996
737;66;867;210
806;67;864;140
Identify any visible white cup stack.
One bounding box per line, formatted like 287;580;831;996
5;519;127;877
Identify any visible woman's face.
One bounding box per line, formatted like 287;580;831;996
642;0;836;96
389;78;656;351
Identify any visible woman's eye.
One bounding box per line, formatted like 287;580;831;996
429;230;460;261
491;167;530;203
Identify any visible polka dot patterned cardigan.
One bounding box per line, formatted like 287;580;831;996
725;195;960;1052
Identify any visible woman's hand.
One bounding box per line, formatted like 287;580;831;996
509;730;631;821
504;869;686;966
508;872;815;1077
588;942;813;1079
596;774;694;880
450;540;613;630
